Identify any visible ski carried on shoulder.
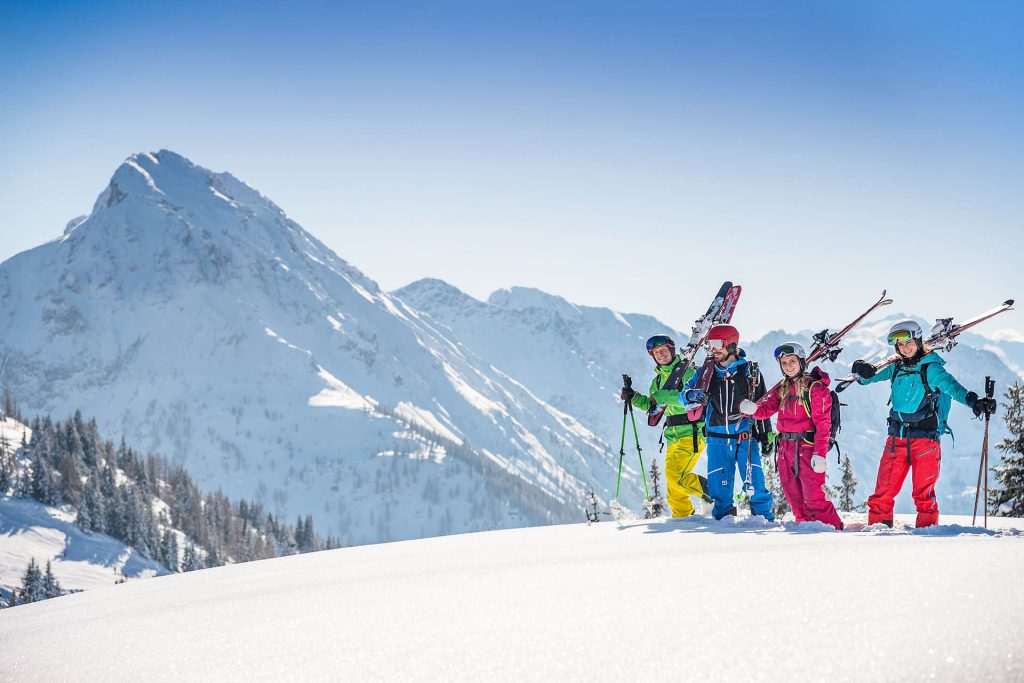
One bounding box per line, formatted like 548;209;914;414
755;290;892;400
835;299;1015;393
682;288;745;421
647;281;742;426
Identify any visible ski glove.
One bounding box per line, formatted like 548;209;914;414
970;394;997;417
684;389;708;405
851;360;876;380
620;386;636;402
759;430;777;455
738;399;758;416
811;455;827;474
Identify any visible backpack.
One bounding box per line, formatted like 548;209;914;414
799;378;845;461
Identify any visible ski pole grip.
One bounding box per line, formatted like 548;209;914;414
985;376;995;399
622;374;632;390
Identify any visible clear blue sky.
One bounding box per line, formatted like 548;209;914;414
1;0;1021;338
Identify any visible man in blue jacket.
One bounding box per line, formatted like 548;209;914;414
852;320;997;527
684;324;775;521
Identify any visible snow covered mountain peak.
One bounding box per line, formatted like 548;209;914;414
487;286;584;319
393;278;484;312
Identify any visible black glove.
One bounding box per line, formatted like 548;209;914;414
851;360;876;380
971;394;997;417
620;386;635;402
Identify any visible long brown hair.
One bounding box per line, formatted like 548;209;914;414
776;371;810;412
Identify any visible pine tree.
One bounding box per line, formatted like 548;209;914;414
57;452;83;506
2;387;16;420
160;530;179;572
0;447;12;494
30;448;57;505
990;383;1024;517
17;558;45;604
42;560;63;599
82;475;106;533
647;459;665;518
182;542;204;572
836;455;858;512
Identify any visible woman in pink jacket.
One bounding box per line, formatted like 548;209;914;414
739;341;844;530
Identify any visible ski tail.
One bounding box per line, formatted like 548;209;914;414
806;290;893;364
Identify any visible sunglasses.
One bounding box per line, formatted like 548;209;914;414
887;330;915;344
646;335;674;352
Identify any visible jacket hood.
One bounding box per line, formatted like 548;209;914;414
808;366;832;387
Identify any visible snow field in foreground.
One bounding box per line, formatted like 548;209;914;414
2;513;1022;682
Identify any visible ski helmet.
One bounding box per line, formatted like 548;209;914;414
707;324;740;354
888;319;924;357
887;320;923;345
646;334;675;358
773;341;807;372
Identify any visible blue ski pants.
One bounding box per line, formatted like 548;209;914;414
706;432;774;520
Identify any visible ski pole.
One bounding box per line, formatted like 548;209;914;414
615;375;630;499
972;376;995;528
627;398;652;501
743;362;760;498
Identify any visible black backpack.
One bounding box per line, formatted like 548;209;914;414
799;377;845;461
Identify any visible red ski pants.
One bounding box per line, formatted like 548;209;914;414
867;436;941;528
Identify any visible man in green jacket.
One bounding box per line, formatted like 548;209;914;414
621;334;711;517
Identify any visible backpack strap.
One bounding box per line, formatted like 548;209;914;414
800;380;819;419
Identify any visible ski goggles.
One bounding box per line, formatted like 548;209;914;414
706;338;726;350
887;329;916;344
773;343;805;359
646;335;674;352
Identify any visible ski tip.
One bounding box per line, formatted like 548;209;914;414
1005;299;1014;307
880;299;894;306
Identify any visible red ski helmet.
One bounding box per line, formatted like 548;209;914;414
707;324;740;354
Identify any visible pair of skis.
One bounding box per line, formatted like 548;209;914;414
834;299;1015;392
647;281;742;426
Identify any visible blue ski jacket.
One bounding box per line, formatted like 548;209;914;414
858;352;970;438
684;356;765;435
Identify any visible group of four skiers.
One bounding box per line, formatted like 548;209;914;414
621;321;998;529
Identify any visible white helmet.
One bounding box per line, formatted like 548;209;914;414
887;320;923;345
772;341;807;360
773;341;807;372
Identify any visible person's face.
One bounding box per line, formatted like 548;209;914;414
779;354;802;378
652;344;674;365
896;338;917;358
709;342;730;363
778;356;802;376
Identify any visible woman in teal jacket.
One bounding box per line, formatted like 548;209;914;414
851;320;996;527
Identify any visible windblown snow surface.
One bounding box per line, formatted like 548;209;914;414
2;512;1022;682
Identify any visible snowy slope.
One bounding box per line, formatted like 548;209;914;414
0;151;620;543
0;496;167;603
1;513;1022;681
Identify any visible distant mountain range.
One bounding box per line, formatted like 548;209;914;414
1;151;1019;543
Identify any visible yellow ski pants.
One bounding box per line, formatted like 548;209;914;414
665;434;706;517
